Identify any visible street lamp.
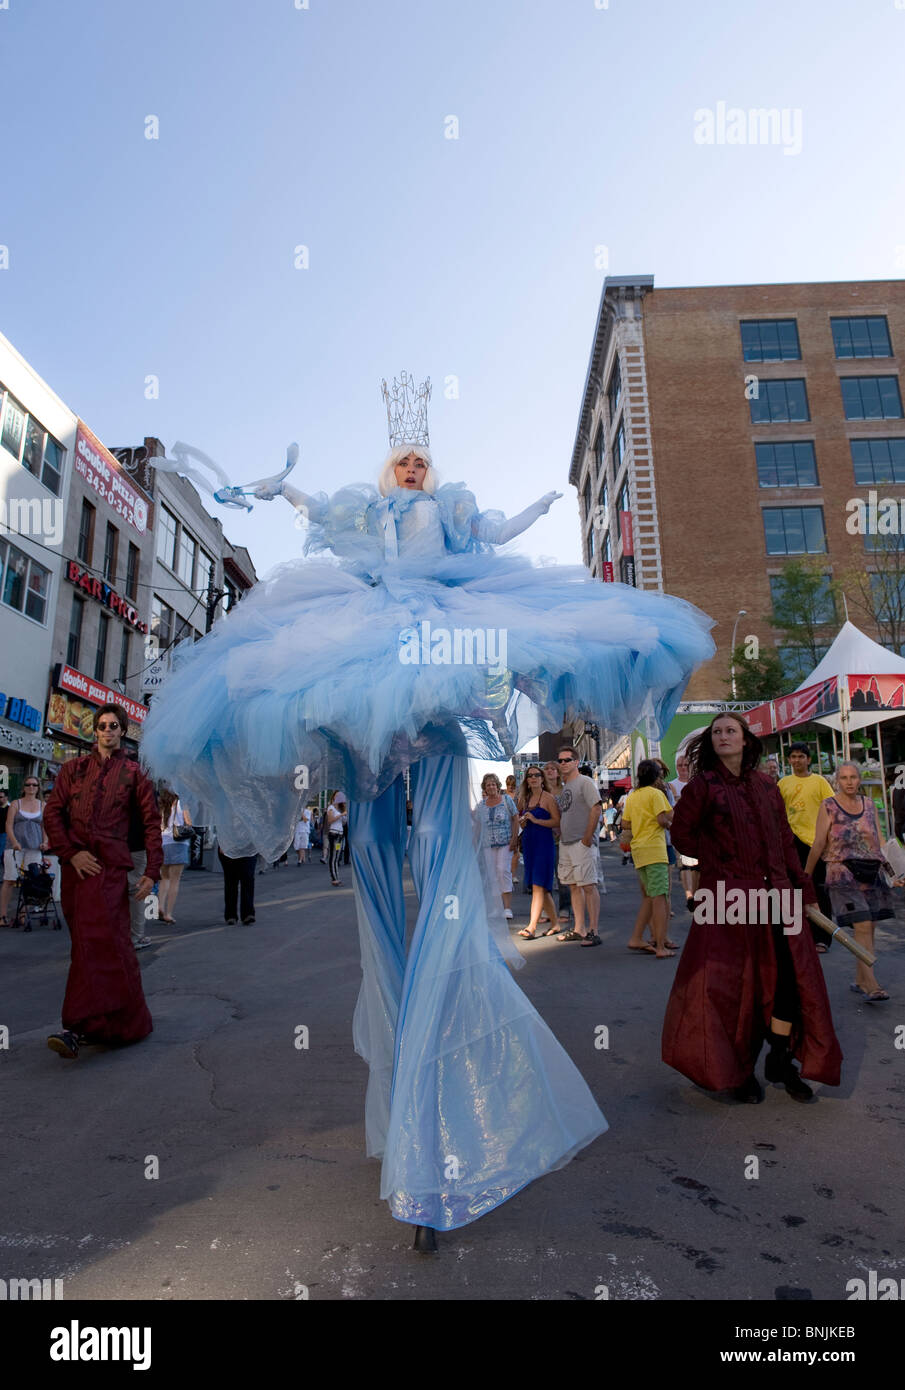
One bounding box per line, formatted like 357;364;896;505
730;609;748;700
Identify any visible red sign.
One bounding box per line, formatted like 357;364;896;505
55;664;149;724
75;422;152;535
620;511;634;557
848;672;905;713
744;701;774;737
773;677;839;733
66;561;149;634
602;561;614;583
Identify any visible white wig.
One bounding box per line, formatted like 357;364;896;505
378;444;438;497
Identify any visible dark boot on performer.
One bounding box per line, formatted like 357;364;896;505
731;1073;764;1104
764;1027;813;1102
412;1225;438;1253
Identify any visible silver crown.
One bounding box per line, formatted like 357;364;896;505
381;371;431;447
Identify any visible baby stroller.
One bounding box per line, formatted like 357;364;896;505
13;853;62;932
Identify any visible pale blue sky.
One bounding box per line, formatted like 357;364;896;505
3;0;904;573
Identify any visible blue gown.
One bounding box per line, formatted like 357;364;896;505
141;479;715;1229
521;804;556;892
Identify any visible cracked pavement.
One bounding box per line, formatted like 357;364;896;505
1;846;903;1300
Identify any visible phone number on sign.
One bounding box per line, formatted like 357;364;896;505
77;460;138;529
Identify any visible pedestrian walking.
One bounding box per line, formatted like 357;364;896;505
293;806;312;864
42;704;163;1060
662;713;842;1104
515;765;561;939
554;748;603;947
473;773;519;919
542;761;573;925
218;844;257;924
669;751;699;911
778;741;835;951
622;760;675;958
326;793;347;885
806;761;901;1003
1;775;50;927
158;790;192;924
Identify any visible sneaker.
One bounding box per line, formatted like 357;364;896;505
225;917;238;925
504;908;513;920
241;915;256;925
47;1030;79;1060
134;937;153;950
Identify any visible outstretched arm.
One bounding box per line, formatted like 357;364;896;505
471;491;562;544
255;480;327;524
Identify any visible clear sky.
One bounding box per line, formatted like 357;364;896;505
3;0;904;576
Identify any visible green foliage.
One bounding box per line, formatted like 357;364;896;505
726;642;789;701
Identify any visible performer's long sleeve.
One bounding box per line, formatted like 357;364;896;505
472;496;550;544
43;764;83;863
668;774;705;860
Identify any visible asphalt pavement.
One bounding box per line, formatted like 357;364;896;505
2;842;904;1301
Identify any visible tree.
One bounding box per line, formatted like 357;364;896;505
833;535;905;655
726;642;788;701
768;557;837;665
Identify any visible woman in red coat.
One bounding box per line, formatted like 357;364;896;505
661;713;842;1103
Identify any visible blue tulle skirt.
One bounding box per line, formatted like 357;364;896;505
142;548;714;858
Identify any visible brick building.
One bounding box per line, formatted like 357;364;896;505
570;276;905;738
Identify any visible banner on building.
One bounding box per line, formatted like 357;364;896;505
75;422;153;536
743;701;774;738
52;664;149;725
848;672;905;713
772;677;839;733
601;561;614;583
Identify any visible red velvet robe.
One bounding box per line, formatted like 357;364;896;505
662;763;842;1090
43;748;163;1044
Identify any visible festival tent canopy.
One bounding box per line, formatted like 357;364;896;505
794;620;905;734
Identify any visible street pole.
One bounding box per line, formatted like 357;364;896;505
729;609;747;700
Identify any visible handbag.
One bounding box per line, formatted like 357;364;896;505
843;857;882;885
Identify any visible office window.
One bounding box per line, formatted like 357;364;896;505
0;393;26;459
593;423;606;475
770;573;835;623
103;522;118;583
67;595;85;668
197;549;215;597
608;357;621;422
832;316;892;359
151;595;173;649
95;612;110;681
598;478;609;518
851;437;905;486
740;319;801;362
841;376;903;420
749;379;810;423
777;645;830;685
762;506;826;555
582;476;591;519
118;628;130;685
23;416;46;476
177;527;197;586
864;529;905;553
603;531;612;564
157;506;178;569
614;421;625;471
619;480;630;515
126;542;140;599
41;434;64;495
755;440;818;487
587;528;595;564
77;500;95;565
0;540;50;622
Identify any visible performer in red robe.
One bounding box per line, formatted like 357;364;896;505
43;703;163;1059
661;713;842;1103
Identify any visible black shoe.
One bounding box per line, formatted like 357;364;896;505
241;915;255;925
47;1030;79;1060
765;1051;813;1100
686;896;696;913
732;1073;764;1103
412;1225;438;1253
225;917;238;925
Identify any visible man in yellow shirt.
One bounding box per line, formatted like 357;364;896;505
621;759;674;959
778;741;834;950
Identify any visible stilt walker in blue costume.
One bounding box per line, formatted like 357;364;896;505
142;373;715;1252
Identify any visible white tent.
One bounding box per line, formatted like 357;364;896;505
795;620;905;735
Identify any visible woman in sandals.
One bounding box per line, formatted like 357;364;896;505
806;761;901;1003
158;789;192;923
516;765;560;939
0;776;50;926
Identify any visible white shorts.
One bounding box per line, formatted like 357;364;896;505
483;845;513;895
558;840;598;886
4;847;44;881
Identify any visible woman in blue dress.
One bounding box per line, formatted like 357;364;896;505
517;765;561;940
142;377;714;1251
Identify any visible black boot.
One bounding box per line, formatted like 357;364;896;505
764;1029;813;1102
732;1073;764;1104
412;1225;438;1253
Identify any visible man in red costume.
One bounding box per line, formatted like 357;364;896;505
661;713;842;1103
43;703;163;1060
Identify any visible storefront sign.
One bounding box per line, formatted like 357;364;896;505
621;555;636;587
602;561;614;583
47;688;144;745
65;561;149;634
0;692;42;731
620;510;634;557
74;422;152;536
52;665;149;725
0;719;53;759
